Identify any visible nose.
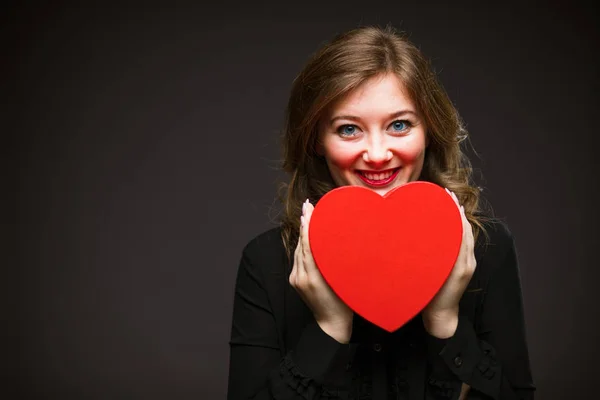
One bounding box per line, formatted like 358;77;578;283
362;135;393;167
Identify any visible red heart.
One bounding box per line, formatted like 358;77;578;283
309;181;462;332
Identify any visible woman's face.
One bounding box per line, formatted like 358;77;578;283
318;73;427;197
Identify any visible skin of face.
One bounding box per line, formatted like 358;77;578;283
317;73;428;197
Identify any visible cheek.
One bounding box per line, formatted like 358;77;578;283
324;145;360;169
394;138;427;163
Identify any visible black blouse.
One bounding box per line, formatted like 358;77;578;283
227;220;535;399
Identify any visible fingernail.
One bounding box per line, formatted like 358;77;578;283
460;205;464;213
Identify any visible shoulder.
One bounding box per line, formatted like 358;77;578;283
475;218;518;278
243;226;285;257
478;218;515;254
240;226;289;276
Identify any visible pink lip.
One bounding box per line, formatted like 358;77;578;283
356;167;401;187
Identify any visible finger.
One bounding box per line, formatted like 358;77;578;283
304;201;314;240
297;207;308;282
289;265;296;286
301;201;317;273
464;214;475;251
464;209;473;235
294;228;301;263
462;215;477;274
454;205;467;266
446;188;460;208
459;206;477;276
461;205;474;242
290;239;301;286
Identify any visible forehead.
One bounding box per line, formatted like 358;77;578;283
327;73;415;116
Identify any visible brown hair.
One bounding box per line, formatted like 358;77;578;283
277;25;492;260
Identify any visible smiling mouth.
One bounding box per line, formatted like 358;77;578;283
356;167;401;186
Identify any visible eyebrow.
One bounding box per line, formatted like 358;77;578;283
329;110;418;125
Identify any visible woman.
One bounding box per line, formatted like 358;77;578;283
227;25;535;399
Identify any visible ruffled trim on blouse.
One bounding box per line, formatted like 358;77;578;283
427;376;460;399
273;354;349;399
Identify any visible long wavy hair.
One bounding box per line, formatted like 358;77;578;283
278;25;492;260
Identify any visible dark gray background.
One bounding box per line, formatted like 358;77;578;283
7;2;598;399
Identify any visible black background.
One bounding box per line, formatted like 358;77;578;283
7;2;599;399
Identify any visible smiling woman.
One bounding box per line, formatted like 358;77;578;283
227;25;535;400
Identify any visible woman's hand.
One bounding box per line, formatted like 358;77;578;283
422;189;476;338
289;199;354;343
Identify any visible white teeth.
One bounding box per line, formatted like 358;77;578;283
362;169;395;180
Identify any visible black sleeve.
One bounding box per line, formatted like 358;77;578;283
425;233;536;399
227;244;355;399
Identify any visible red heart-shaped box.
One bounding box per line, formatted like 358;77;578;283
309;181;462;332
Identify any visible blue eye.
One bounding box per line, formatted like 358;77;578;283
390;120;410;132
338;124;357;136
